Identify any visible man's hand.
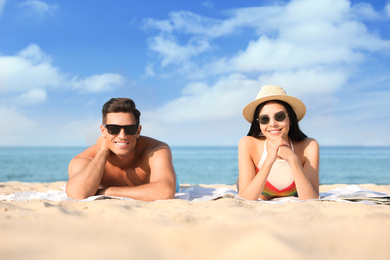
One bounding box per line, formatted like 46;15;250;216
96;135;109;153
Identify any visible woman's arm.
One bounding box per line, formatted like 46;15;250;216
238;136;285;200
280;138;319;200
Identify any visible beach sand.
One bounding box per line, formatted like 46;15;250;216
1;182;389;260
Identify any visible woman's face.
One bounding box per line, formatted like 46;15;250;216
258;101;290;140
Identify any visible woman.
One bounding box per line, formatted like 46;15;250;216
238;85;319;200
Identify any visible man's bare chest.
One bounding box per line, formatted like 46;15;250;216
100;163;150;187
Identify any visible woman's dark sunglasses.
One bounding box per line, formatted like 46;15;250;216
257;111;288;125
104;124;139;135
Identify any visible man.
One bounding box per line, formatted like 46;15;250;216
66;98;177;201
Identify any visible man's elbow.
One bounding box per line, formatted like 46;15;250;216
65;185;90;200
158;188;175;200
165;191;175;200
155;184;176;200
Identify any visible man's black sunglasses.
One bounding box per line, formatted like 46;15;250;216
103;124;139;135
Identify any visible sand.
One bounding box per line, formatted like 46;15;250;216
1;182;389;260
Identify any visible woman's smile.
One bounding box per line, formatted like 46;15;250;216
268;128;282;135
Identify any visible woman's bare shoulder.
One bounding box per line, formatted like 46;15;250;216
239;136;265;155
304;138;319;149
293;138;319;155
239;136;264;147
294;137;318;146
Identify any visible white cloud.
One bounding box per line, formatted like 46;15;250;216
231;36;364;72
58;118;101;147
227;0;390;75
352;3;381;20
141;74;259;145
0;107;37;145
0;0;6;16
0;44;125;96
0;44;126;146
143;7;283;38
0;106;101;146
145;74;257;122
145;64;155;77
0;44;63;93
15;88;47;105
18;43;52;63
69;74;125;93
142;10;237;74
203;1;213;9
385;3;390;17
143;11;224;36
257;68;349;96
19;0;58;17
149;35;211;68
141;70;349;146
139;0;390;146
144;0;390;83
305;90;390;146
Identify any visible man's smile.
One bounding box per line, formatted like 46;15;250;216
114;141;130;147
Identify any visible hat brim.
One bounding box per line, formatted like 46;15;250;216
242;94;306;123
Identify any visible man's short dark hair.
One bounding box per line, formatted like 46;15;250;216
102;98;141;125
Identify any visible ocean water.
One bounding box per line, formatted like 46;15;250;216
0;146;389;185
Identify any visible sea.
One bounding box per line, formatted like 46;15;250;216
0;146;389;185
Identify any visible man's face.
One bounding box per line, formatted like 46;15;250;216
101;112;141;157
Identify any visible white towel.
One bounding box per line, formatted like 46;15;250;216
0;185;389;204
175;186;237;201
0;189;132;202
0;186;237;202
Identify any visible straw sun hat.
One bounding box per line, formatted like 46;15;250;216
242;85;306;123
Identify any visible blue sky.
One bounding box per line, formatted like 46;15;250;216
1;0;390;147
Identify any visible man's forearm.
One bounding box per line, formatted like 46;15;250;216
66;148;109;199
98;181;176;201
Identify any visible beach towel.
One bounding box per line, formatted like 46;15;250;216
0;185;389;204
177;185;390;205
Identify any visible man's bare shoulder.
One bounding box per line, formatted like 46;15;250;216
73;145;98;160
68;145;99;178
137;136;171;157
